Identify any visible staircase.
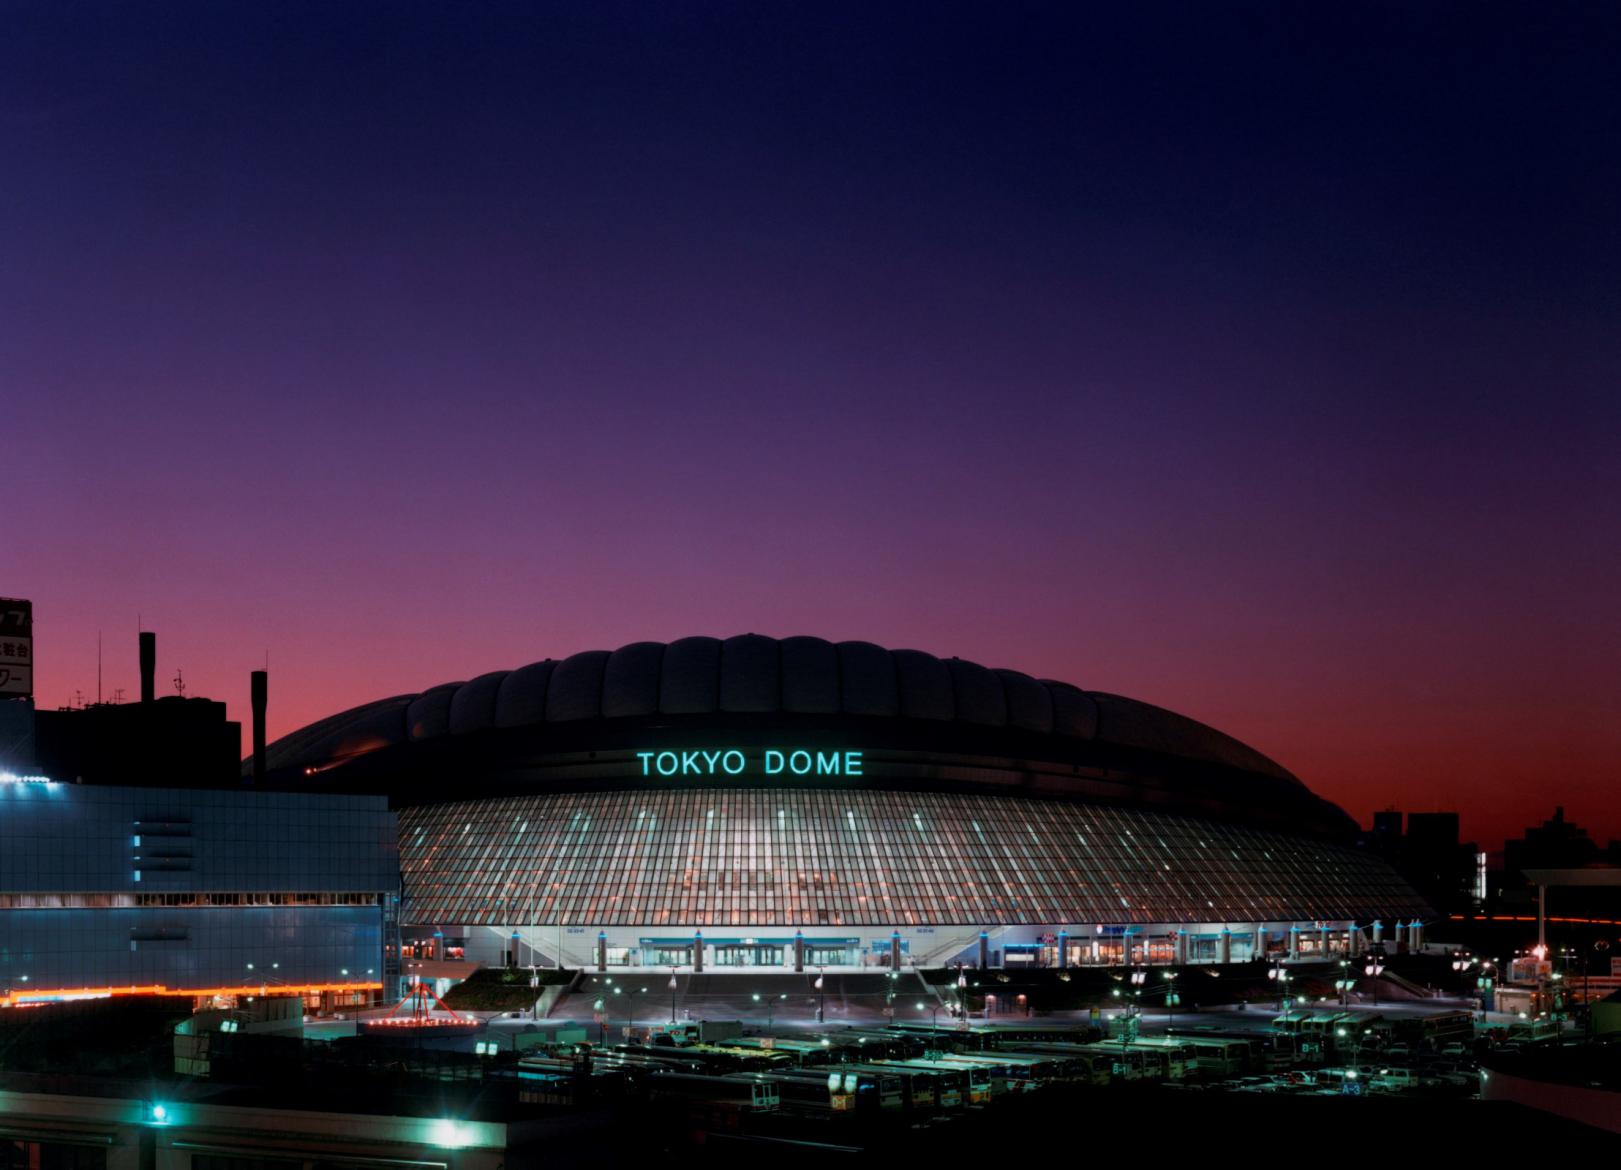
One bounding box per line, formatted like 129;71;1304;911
1376;970;1437;1000
912;927;1016;969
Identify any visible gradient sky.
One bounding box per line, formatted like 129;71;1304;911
4;4;1617;849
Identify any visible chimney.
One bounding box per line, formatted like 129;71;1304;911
250;669;267;784
139;631;156;704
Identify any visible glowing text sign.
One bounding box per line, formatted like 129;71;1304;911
636;749;864;777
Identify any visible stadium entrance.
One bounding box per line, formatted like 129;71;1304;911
714;943;784;966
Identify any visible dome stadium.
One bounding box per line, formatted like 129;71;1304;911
261;635;1429;974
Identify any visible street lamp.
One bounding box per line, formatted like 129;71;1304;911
752;991;784;1032
752;992;784;1031
1164;971;1179;1029
814;967;826;1024
1363;948;1386;1009
1475;961;1497;1017
1268;961;1291;1011
668;968;679;1024
956;962;968;1025
1335;958;1355;1007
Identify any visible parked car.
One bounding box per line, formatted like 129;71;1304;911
1370;1067;1417;1091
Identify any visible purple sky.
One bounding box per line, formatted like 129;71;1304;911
4;4;1618;848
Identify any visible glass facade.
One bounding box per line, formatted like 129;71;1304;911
0;783;397;996
400;788;1427;928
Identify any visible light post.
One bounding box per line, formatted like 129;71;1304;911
1268;961;1291;1011
956;962;968;1025
668;968;679;1024
1590;942;1610;1034
245;961;288;1000
915;1000;934;1032
1364;946;1386;1009
751;991;785;1032
1118;1002;1139;1055
1450;951;1474;1017
1128;967;1146;1029
1550;967;1566;1036
814;967;826;1024
1476;961;1496;1017
622;985;646;1040
1164;971;1179;1029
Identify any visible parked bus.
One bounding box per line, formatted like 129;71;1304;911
845;1063;937;1110
921;1055;1014;1100
872;1059;969;1108
765;1067;905;1115
644;1070;781;1111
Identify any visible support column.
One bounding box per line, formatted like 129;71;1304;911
1174;929;1188;966
1218;928;1231;965
1057;930;1069;969
793;930;805;973
597;931;607;973
890;931;903;972
1288;925;1300;961
1410;921;1423;951
1089;937;1100;965
1538;885;1547;953
978;931;990;970
1371;919;1383;947
1254;925;1266;959
693;930;703;973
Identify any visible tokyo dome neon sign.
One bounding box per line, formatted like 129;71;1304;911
636;749;864;777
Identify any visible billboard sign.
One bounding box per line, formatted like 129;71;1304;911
0;598;31;698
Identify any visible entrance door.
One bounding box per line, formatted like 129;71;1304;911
715;945;785;966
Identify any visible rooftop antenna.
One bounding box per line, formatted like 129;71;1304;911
111;687;125;704
172;668;185;698
97;630;103;705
